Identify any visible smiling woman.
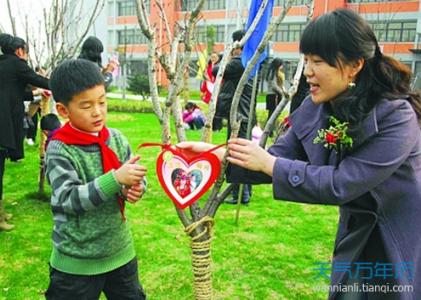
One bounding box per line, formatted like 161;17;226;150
178;8;421;300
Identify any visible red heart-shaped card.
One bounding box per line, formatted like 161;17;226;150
156;147;221;209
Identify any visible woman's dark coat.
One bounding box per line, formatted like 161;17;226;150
0;54;49;160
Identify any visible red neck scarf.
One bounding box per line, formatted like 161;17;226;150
52;122;125;220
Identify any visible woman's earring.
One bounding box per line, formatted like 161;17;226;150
348;81;356;90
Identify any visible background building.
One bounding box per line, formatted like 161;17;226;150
90;0;421;88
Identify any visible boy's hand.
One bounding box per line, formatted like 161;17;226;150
114;156;147;186
122;183;145;204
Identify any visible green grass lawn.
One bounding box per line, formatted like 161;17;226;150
0;112;338;300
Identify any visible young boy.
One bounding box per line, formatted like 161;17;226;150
45;59;147;299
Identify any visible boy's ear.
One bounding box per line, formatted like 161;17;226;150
56;102;69;119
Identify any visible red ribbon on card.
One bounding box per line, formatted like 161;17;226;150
137;143;225;209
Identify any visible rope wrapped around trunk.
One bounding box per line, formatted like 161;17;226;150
185;216;215;300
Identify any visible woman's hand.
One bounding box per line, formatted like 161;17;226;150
227;138;276;176
176;142;225;161
103;60;118;73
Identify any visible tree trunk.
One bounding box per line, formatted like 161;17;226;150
134;0;311;298
185;216;214;300
38;94;50;194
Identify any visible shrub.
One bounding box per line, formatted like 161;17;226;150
107;98;156;113
128;74;150;100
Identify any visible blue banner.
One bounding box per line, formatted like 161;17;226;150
241;0;274;77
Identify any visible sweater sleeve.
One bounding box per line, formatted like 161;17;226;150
46;145;122;216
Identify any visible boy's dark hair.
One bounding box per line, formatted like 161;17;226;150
40;113;61;131
49;59;104;105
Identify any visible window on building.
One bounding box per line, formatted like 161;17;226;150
348;0;409;3
117;0;136;16
117;29;148;45
128;59;148;76
195;25;227;43
180;0;226;11
283;60;299;81
274;23;305;42
275;0;307;7
370;21;416;42
415;61;421;75
117;0;149;16
188;59;199;77
107;1;114;16
108;30;114;45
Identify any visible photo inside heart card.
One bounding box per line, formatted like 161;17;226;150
137;143;224;209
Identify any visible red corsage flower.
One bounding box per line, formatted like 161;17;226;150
313;116;353;152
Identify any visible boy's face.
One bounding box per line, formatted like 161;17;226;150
56;85;107;133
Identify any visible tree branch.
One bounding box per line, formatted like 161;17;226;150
260;0;314;147
229;0;293;130
6;0;17;36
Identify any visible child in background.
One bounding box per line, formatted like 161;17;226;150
200;52;221;104
251;124;263;144
45;59;147;299
40;113;62;148
182;102;206;130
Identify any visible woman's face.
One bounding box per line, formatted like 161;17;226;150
210;53;219;64
303;54;357;104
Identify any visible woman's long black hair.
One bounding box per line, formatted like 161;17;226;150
266;58;284;81
0;33;27;55
299;8;421;124
78;36;104;67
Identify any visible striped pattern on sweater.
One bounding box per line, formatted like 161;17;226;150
45;128;137;275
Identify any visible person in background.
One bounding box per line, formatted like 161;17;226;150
178;9;421;299
265;58;286;136
25;66;49;146
201;51;221;104
0;33;49;231
78;36;118;89
212;29;255;205
251;124;263;145
183;102;206;130
289;73;310;114
40;113;62;148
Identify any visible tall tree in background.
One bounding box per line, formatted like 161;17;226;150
4;0;105;195
5;0;105;71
